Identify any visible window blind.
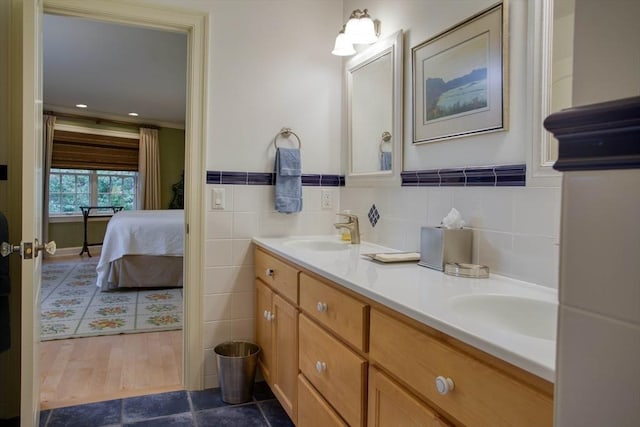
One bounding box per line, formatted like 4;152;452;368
51;130;139;171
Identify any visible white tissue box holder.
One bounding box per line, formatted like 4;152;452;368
419;226;472;271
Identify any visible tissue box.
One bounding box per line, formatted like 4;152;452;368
419;226;472;271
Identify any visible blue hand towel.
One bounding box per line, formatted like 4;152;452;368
380;151;392;171
274;147;303;213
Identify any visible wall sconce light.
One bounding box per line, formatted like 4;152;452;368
331;26;357;56
331;8;379;56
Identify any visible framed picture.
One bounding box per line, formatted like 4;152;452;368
412;2;508;144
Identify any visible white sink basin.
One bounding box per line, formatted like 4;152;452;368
282;239;350;251
449;294;557;341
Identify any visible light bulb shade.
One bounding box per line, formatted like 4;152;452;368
344;16;360;40
353;16;378;44
331;32;356;56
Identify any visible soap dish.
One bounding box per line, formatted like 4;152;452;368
444;263;490;278
362;252;421;263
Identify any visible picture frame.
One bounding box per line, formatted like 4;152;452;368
412;2;508;144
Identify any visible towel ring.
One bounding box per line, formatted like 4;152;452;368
379;131;392;153
274;127;301;149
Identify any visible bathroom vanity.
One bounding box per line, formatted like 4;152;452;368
253;236;555;427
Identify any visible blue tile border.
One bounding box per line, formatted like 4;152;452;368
401;164;525;187
207;171;344;187
206;166;523;187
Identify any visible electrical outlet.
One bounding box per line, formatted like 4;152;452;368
321;189;332;209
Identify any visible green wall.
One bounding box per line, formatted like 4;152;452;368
49;220;109;250
159;127;186;209
48;118;185;248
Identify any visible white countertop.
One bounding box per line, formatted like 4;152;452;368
253;235;557;382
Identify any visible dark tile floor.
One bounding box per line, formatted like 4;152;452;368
39;382;294;427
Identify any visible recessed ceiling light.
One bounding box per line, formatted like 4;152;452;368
128;112;139;117
75;104;87;108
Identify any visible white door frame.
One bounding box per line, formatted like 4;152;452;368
42;0;208;391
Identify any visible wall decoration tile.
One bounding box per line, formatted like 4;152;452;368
368;204;380;227
417;170;440;186
439;168;466;186
401;164;525;187
465;167;496;186
495;164;526;186
0;165;7;181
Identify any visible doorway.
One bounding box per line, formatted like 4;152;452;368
31;0;207;416
40;13;186;408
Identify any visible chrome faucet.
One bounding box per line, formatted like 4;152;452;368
333;213;360;244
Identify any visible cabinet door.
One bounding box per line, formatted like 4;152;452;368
255;280;273;382
298;374;347;427
272;294;299;424
368;367;450;427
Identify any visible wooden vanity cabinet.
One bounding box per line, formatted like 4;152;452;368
254;246;554;427
255;249;299;423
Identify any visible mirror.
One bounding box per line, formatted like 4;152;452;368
346;30;403;186
548;0;575;162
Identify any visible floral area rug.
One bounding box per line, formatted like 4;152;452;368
40;259;183;341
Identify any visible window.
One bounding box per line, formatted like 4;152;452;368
49;168;138;215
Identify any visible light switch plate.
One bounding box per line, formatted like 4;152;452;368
212;188;225;210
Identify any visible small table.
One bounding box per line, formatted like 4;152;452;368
79;206;123;257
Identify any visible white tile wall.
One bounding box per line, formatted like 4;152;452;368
203;184;340;388
555;306;640;427
556;168;640;425
341;184;561;288
561;170;640;324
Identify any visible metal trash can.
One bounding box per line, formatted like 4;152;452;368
214;341;260;404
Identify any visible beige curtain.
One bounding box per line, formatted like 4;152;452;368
139;127;161;210
43;114;56;248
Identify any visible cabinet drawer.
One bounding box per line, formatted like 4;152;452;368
255;247;299;303
369;309;553;427
297;374;347;427
299;314;367;427
299;273;368;352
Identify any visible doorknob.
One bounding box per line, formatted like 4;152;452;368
1;240;56;259
34;239;56;258
1;242;20;257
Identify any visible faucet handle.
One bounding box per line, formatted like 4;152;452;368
337;212;358;221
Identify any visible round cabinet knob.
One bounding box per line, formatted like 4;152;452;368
265;268;275;277
316;302;328;313
263;310;269;320
435;376;455;395
315;361;327;374
267;312;275;321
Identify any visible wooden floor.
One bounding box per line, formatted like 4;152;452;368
40;330;183;410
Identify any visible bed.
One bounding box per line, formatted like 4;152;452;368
96;209;184;291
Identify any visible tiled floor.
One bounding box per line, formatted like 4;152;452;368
39;382;294;427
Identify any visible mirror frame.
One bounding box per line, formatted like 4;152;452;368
528;0;561;185
346;30;403;187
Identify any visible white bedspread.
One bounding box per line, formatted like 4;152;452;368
96;210;184;288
